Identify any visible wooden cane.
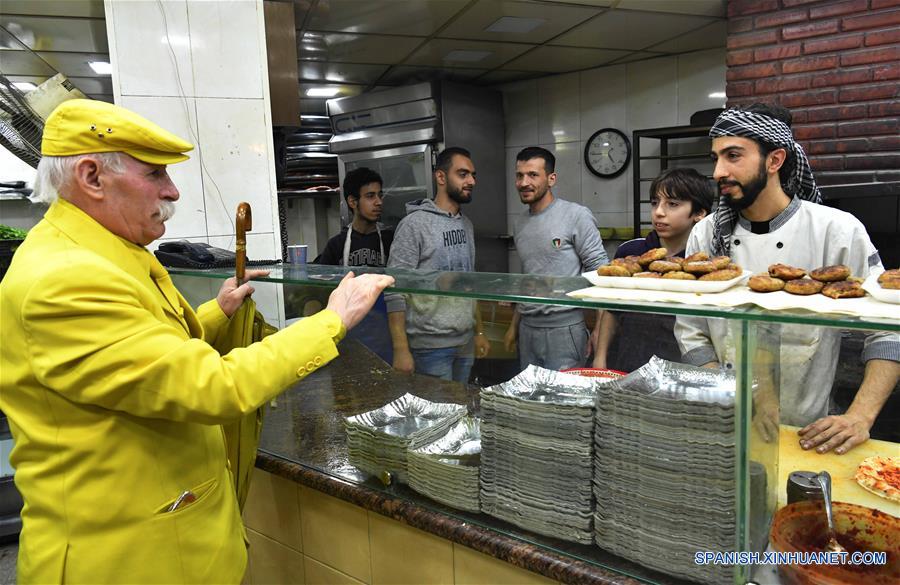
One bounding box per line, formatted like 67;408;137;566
235;202;252;283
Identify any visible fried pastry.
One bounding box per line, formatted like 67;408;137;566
749;274;785;292
684;251;709;263
598;264;632;277
665;256;685;266
710;255;732;270
662;271;696;280
810;264;851;282
822;280;865;299
784;278;824;295
648;260;682;273
633;271;662;278
699;268;742;281
768;263;806;280
877;269;900;289
683;260;718;274
638;247;668;266
611;257;642;274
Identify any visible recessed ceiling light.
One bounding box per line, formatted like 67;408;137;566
485;16;546;34
89;61;112;75
306;87;340;97
443;50;492;63
13;82;37;92
708;92;726;99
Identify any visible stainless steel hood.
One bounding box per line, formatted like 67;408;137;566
327;82;441;153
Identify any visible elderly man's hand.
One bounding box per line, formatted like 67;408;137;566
798;413;871;455
216;269;270;318
326;272;395;331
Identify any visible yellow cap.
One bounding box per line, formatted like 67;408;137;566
41;99;194;165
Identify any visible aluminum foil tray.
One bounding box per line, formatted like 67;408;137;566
481;364;609;407
409;417;480;466
345;393;466;440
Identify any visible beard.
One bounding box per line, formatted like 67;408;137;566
157;200;176;222
518;184;549;205
720;160;768;211
447;182;472;204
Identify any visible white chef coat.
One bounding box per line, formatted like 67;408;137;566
675;197;898;425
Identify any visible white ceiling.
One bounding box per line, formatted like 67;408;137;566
0;0;726;105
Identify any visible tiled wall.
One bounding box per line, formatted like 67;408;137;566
499;48;726;263
104;0;282;322
243;469;557;585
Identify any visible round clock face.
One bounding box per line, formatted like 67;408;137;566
584;128;631;178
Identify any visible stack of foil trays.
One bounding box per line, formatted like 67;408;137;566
480;365;609;544
593;357;738;585
345;393;466;483
407;417;481;512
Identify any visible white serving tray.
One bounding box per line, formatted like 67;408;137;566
581;270;752;294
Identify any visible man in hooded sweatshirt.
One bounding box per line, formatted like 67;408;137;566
386;147;491;382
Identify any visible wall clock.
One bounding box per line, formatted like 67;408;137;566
584;128;631;178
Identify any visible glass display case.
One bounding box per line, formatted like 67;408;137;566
170;264;899;585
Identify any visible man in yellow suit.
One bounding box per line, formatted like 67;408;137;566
0;99;394;584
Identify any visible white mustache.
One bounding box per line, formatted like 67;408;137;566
157;201;176;222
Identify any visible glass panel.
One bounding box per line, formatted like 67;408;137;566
168;265;900;332
172;272;897;585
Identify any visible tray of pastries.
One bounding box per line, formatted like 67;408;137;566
585;250;751;294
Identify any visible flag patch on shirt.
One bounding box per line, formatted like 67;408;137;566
551;238;562;249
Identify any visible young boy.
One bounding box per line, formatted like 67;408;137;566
593;167;714;372
315;167;393;266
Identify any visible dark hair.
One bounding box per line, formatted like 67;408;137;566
435;147;471;175
742;102;796;186
516;146;555;174
649;168;714;215
343;167;382;203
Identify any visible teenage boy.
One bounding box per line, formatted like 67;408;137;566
594;168;714;372
315;167;393;267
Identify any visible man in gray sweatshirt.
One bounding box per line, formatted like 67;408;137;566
386;147;491;382
504;147;608;371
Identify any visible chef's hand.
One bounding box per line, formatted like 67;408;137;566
393;347;414;374
474;334;491;359
752;390;779;444
503;324;517;353
216;269;270;317
326;272;395;331
798;413;870;455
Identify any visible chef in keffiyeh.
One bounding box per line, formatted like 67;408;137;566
674;103;899;456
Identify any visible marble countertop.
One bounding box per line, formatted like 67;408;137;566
255;340;694;585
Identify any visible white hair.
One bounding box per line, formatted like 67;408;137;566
31;152;128;205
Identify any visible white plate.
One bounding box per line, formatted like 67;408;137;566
581;270;752;294
862;272;900;305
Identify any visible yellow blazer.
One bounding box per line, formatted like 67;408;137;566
0;199;344;583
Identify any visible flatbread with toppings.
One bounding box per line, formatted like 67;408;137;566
855;455;900;502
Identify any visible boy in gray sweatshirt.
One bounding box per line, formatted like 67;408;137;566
504;147;608;371
386;148;490;382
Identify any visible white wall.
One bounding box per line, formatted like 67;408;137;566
500;48;725;262
104;0;282;322
0;147;42;230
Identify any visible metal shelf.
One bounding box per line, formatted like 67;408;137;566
632;125;711;237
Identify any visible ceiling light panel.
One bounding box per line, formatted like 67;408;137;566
485;16;546;34
440;0;602;43
405;39;533;69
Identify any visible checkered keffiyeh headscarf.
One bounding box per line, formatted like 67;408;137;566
708;108;822;256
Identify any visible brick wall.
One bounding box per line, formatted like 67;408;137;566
725;0;900;186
